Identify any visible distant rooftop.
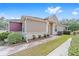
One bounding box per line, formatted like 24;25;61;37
7;19;21;22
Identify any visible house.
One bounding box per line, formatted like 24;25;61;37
8;15;65;41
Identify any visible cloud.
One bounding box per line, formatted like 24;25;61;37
72;11;78;15
58;10;63;13
45;6;62;14
0;13;20;19
72;8;79;15
10;17;20;19
74;8;79;11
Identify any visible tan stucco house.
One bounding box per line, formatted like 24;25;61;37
8;15;65;41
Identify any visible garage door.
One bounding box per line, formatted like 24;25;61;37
10;22;22;32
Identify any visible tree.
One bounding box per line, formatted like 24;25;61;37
0;17;8;30
61;19;79;32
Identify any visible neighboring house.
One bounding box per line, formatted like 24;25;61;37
8;15;65;41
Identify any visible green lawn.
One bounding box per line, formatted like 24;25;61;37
68;35;79;56
10;35;70;56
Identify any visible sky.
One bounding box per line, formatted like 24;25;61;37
0;3;79;20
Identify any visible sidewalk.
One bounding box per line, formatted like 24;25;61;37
47;38;72;56
0;35;58;56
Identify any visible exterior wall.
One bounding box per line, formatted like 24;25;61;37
52;23;57;35
57;26;64;32
48;23;53;35
46;21;49;34
26;19;46;33
48;22;58;35
52;24;64;35
48;22;56;35
56;23;65;32
9;22;22;32
22;18;48;40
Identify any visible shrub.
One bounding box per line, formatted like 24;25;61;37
47;34;50;37
57;31;63;35
38;35;41;38
22;36;26;42
73;31;76;35
44;34;47;38
63;30;71;35
0;32;10;41
32;35;36;40
8;32;23;44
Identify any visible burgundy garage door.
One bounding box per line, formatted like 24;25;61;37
10;22;22;32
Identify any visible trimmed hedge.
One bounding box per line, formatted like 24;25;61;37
0;32;10;41
63;30;71;35
8;32;23;44
32;35;36;39
44;34;47;38
38;35;41;38
57;31;63;35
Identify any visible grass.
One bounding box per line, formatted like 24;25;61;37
10;35;70;56
68;34;79;56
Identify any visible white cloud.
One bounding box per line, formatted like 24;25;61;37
10;17;20;19
72;8;79;15
74;8;79;11
45;6;62;14
58;10;63;13
72;11;78;15
0;13;20;19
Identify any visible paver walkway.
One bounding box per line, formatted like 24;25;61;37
47;38;72;56
0;35;58;56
